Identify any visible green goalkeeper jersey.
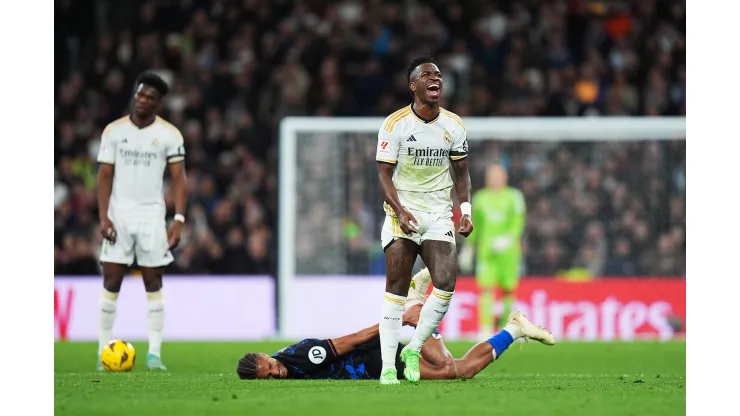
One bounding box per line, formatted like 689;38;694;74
468;187;526;256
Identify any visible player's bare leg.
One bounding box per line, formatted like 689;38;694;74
456;312;555;379
98;262;127;370
418;344;457;380
401;240;457;382
141;266;167;370
379;239;418;385
420;311;556;380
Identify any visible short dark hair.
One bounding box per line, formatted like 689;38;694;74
407;55;436;82
237;353;260;379
135;72;170;97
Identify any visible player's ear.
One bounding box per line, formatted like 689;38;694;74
409;81;416;93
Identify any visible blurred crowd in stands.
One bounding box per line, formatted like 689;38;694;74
55;0;685;277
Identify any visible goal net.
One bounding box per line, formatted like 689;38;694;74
278;117;686;336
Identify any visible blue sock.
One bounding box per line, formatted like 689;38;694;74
486;330;514;358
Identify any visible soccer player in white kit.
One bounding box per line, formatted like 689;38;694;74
95;73;188;371
375;56;474;385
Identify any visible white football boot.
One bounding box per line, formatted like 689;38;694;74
507;311;557;345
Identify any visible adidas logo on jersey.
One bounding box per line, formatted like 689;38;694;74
445;231;453;237
406;135;417;142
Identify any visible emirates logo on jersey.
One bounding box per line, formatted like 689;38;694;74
408;147;449;167
119;149;158;167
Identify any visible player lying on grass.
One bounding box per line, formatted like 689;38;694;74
236;269;555;380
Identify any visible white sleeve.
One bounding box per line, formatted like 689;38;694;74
450;124;468;161
166;128;186;164
376;122;401;164
97;126;117;165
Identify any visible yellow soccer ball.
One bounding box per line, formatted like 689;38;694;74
100;340;136;372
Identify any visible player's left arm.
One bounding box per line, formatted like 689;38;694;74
330;324;380;356
330;307;419;355
166;129;187;248
450;125;473;237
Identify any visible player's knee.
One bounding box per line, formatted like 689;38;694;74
102;279;122;293
442;359;456;380
143;277;163;292
387;278;410;297
102;273;124;293
434;274;457;293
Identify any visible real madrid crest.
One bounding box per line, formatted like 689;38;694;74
443;131;452;145
152;138;159;146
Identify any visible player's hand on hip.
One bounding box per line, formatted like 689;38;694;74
458;214;473;238
100;217;117;244
168;221;183;249
398;209;419;235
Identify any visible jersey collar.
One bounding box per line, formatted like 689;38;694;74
410;104;440;124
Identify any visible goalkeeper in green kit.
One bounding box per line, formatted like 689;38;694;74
459;164;526;339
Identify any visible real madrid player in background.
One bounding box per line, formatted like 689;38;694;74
374;56;473;385
95;72;187;371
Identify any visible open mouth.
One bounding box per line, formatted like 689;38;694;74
427;84;440;98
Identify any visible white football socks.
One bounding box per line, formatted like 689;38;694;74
379;292;406;373
408;287;454;352
503;323;523;340
146;291;165;357
98;289;118;353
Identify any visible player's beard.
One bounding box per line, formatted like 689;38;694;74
134;107;157;121
419;90;441;106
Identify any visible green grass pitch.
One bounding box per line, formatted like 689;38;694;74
55;340;685;415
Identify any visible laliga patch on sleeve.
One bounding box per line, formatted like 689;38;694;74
377;140;390;155
308;346;327;364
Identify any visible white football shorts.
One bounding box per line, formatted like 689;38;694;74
99;217;174;268
381;207;456;251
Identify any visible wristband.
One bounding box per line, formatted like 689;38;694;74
460;202;472;217
174;214;185;223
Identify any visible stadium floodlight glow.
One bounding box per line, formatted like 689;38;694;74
278;116;686;338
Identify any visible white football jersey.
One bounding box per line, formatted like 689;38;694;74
97;115;185;219
375;105;468;214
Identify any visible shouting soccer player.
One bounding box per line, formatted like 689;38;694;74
460;164;526;339
375;56;473;385
96;72;187;371
236;269;555;380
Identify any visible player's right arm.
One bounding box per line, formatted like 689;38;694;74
376;122;418;234
96;125;117;242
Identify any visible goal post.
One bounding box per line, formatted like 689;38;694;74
277;116;686;338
